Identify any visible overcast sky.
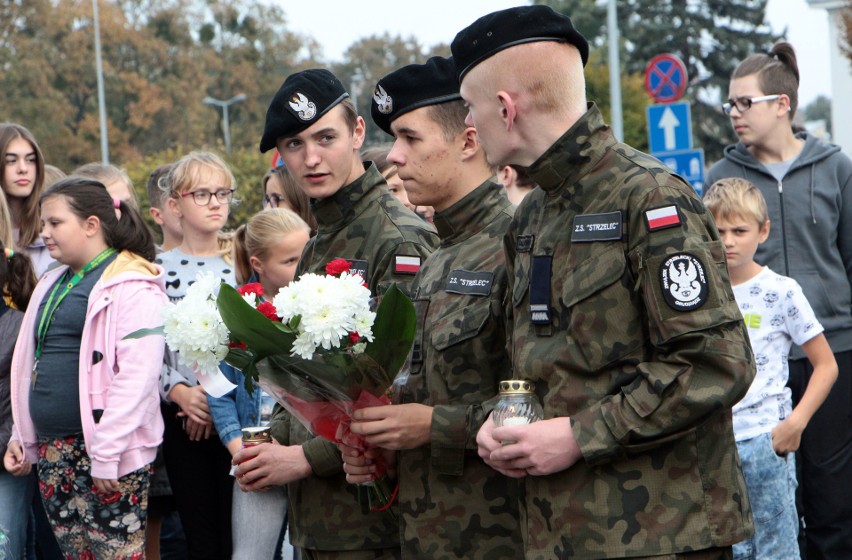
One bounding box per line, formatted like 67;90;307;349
278;0;834;106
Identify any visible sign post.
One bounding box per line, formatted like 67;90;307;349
644;54;704;194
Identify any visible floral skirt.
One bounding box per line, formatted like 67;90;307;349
37;434;151;560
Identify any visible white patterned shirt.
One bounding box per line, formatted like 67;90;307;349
731;266;822;441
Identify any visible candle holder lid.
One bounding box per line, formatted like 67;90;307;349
241;426;272;443
498;379;536;394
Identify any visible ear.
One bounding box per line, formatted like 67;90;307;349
249;255;264;276
759;219;771;242
459;126;480;160
496;90;517;131
149;207;165;226
166;196;182;219
500;165;516;187
84;215;102;238
776;95;792;117
352;116;367;150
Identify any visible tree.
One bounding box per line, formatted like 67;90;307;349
803;95;832;135
536;0;781;161
0;0;319;171
332;34;450;147
583;50;652;151
841;4;852;64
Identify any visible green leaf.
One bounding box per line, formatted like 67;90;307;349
365;283;416;378
216;284;296;358
122;326;164;339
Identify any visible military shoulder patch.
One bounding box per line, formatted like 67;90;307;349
645;205;681;232
393;255;421;275
659;252;708;311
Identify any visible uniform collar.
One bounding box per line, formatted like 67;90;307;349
525;103;612;194
432;178;511;247
311;163;386;232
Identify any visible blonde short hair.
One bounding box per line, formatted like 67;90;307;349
703;177;769;226
233;208;310;285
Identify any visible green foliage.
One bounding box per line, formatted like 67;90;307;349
536;0;780;161
803;95;832;135
584;50;652;151
124;144;269;243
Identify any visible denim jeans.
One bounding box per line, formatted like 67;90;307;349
0;470;35;560
733;432;800;560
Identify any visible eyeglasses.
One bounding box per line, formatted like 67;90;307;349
180;189;235;206
722;94;782;115
264;194;287;208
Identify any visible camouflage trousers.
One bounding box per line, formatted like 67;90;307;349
300;547;401;560
635;547;733;560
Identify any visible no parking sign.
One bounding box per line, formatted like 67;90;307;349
644;54;688;103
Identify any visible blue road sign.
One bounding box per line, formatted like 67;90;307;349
654;148;705;195
644;54;688;103
647;102;692;153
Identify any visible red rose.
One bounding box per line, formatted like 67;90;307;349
257;301;279;321
237;283;264;297
348;331;361;345
99;490;121;505
325;259;351;276
228;341;247;350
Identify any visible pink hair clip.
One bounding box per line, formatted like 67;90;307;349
113;198;121;208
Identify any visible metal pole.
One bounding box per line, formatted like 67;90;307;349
92;0;109;164
607;0;624;142
223;104;231;154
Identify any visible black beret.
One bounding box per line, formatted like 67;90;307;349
259;69;350;153
451;5;589;81
371;56;462;136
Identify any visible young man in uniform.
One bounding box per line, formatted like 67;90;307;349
451;6;755;559
234;68;439;560
340;56;523;559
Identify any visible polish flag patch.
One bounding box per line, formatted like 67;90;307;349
393;255;421;275
645;205;681;231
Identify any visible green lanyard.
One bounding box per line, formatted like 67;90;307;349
34;248;116;362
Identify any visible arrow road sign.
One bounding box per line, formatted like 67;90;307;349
647;102;692;154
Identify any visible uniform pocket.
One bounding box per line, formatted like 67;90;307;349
430;302;491;351
556;244;642;372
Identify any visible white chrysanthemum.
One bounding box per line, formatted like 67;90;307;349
278;271;375;359
160;271;231;377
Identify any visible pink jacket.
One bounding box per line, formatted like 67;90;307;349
10;251;168;479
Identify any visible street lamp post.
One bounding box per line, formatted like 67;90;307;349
203;94;247;154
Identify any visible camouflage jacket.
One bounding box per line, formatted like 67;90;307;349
270;163;439;551
508;104;755;559
395;180;523;559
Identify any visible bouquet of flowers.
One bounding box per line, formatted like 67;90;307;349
136;261;415;513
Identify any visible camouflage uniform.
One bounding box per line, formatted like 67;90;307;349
269;163;438;554
507;104;755;559
395;180;524;559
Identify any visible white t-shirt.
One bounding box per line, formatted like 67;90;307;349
731;266;823;441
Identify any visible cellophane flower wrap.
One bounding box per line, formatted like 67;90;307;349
216;260;416;514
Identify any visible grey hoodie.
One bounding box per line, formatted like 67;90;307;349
707;133;852;358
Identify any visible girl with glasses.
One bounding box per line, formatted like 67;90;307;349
155;151;238;559
707;42;852;560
